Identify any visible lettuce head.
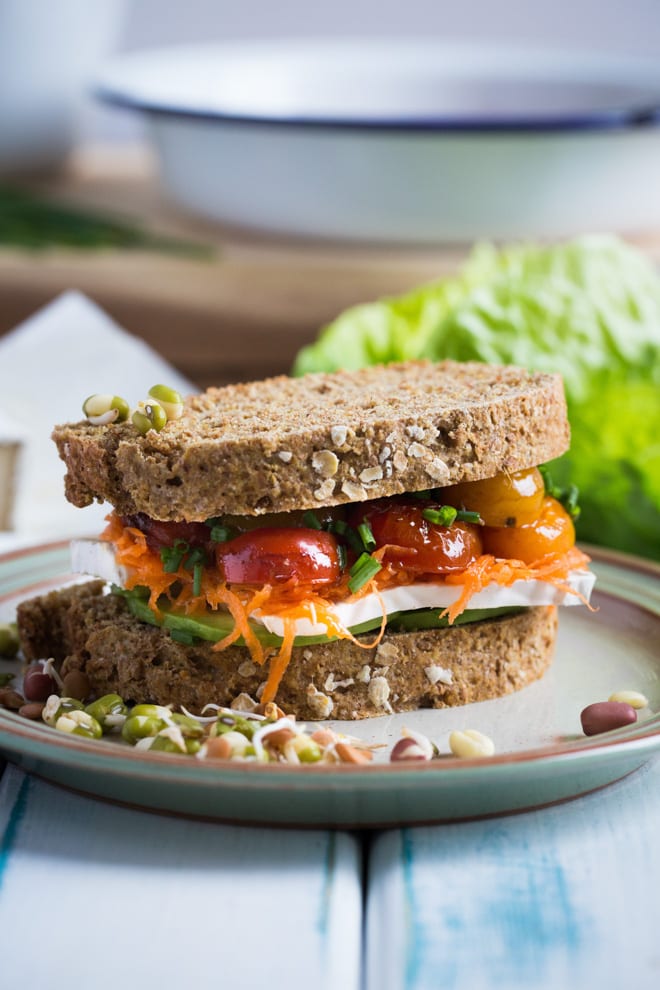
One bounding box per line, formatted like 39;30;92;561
293;236;660;560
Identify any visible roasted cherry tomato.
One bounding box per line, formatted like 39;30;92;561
215;527;341;587
438;467;546;528
481;496;575;563
123;514;211;551
352;500;483;574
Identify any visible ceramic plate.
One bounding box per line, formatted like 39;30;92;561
95;41;660;241
1;542;659;827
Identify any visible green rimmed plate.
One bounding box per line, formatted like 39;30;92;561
0;541;658;827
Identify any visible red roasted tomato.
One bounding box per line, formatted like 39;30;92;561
215;527;342;587
352;500;483;574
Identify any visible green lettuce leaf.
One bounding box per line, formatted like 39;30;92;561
293;236;660;559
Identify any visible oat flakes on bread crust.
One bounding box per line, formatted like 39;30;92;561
52;360;569;521
17;584;557;720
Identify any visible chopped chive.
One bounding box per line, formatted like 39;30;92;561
456;509;483;524
348;552;382;593
346;529;366;555
538;464;559;498
193;562;204;597
411;489;433;500
564;484;581;520
210;524;233;542
330;519;364;555
303;510;322;530
160;540;189;573
184;547;207;571
539;464;581;520
337;544;347;571
422;506;457;527
357;521;377;552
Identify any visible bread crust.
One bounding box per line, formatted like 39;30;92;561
17;584;557;720
52;361;569;520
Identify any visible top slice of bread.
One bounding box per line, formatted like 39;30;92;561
52;360;570;521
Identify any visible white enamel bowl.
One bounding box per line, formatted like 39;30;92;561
96;40;660;243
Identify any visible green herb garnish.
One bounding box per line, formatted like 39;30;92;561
456;509;483;524
348;552;382;593
423;505;482;526
209;524;234;543
357;521;377;552
160;540;189;573
160;542;208;592
303;510;322;530
183;547;207;571
209;525;231;543
422;506;457;526
0;184;214;257
329;519;364;556
539;465;581;520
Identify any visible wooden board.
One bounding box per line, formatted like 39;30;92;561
4;147;660;388
0;148;466;387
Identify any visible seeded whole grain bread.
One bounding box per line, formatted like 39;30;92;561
17;584;557;720
52;361;569;521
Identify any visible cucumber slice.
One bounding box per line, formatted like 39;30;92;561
118;588;526;647
388;606;524;632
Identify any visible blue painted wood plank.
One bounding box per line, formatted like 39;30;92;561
0;766;362;990
367;755;660;990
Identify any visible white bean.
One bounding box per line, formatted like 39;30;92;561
608;690;649;710
449;729;495;759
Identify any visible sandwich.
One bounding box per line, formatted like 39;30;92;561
17;360;594;720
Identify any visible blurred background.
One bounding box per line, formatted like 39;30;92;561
89;1;660;144
0;0;659;556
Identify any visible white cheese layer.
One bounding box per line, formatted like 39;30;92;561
254;570;595;637
72;538;128;587
71;538;595;639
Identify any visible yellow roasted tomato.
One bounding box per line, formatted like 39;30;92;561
481;496;575;563
439;467;546;528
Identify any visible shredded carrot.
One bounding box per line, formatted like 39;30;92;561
206;584;266;664
261;619;296;704
440;546;593;624
345;588;388;650
102;514;180;611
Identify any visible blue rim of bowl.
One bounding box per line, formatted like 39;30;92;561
95;84;660;134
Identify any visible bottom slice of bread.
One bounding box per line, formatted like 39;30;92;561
17;583;557;720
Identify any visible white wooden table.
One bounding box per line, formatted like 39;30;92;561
2;756;660;989
367;758;660;989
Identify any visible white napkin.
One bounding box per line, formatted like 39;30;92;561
0;291;196;549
